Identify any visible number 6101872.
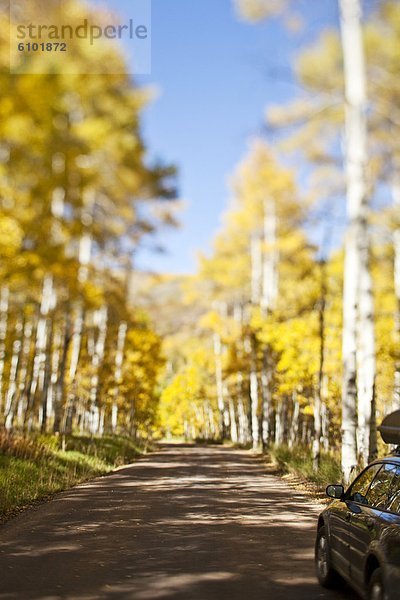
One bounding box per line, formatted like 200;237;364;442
17;42;67;52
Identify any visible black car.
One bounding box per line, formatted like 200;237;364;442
315;410;400;600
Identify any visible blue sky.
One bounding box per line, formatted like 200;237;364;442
91;0;341;273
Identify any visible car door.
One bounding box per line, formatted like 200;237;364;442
348;463;397;591
382;466;400;570
329;463;381;580
328;501;353;578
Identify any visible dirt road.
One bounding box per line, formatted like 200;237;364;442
0;444;353;599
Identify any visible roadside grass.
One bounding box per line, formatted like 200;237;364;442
0;432;144;521
269;444;343;498
195;437;223;445
61;434;144;466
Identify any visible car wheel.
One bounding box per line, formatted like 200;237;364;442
315;525;337;588
368;568;386;600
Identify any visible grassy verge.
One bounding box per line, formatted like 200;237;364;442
0;432;144;522
269;444;343;499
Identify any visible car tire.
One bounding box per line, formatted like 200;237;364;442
315;525;337;588
368;568;386;600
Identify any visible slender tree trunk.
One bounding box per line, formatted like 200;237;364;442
40;316;55;433
313;260;327;471
261;360;272;449
130;397;136;438
229;398;238;443
207;400;216;439
249;360;259;450
313;393;322;471
357;252;377;465
29;277;54;405
339;0;374;481
69;231;92;374
201;401;209;439
341;228;360;481
99;407;105;436
270;407;276;444
321;394;330;452
392;174;400;408
245;333;260;451
22;315;39;431
89;306;108;435
47;327;62;428
53;314;72;433
249;236;263;451
68;306;84;388
0;286;10;417
261;198;278;313
65;230;93;425
260;198;278;450
16;319;33;427
213;330;227;440
233;303;250;444
289;393;300;449
111;321;127;433
4;319;23;430
236;372;250;444
61;193;95;433
275;401;284;446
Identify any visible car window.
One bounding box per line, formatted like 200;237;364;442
347;464;382;505
386;466;400;514
365;463;397;509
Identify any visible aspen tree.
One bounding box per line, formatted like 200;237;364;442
339;0;376;476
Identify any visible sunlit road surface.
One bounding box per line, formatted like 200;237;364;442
0;444;354;600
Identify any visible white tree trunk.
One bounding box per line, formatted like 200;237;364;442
249;236;263;450
207;401;216;438
289;393;300;450
321;395;330;452
67;230;93;412
229;398;238;443
89;306;108;434
357;252;376;465
275;403;284;446
314;263;326;471
233;303;250;444
392;174;400;408
29;276;55;413
244;333;260;450
0;286;9;416
339;0;374;481
261;365;272;448
111;321;127;432
313;392;322;471
250;363;259;450
16;319;34;426
213;331;226;439
260;198;279;450
236;371;250;444
63;192;95;430
40;315;55;433
47;327;62;425
69;306;84;384
341;227;360;480
53;313;71;433
99;407;105;436
4;320;23;429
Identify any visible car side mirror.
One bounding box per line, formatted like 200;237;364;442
326;484;345;500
